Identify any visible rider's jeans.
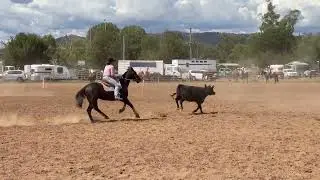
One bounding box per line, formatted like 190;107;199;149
102;76;122;98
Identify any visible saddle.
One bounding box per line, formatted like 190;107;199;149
95;80;115;92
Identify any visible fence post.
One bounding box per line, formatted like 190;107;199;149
141;79;145;96
42;76;46;88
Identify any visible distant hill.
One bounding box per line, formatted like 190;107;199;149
190;32;250;45
55;31;252;46
55;34;85;45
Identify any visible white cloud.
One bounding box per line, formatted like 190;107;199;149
0;0;319;42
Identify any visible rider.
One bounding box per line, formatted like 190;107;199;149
102;57;122;100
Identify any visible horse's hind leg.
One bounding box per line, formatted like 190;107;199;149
86;104;94;123
92;99;109;119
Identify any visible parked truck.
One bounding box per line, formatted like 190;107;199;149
0;61;16;79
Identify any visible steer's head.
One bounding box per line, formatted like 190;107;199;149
204;84;215;95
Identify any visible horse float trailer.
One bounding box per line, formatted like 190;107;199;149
118;60;164;75
24;64;71;81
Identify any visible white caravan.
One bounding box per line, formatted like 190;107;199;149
270;64;284;77
270;64;284;73
164;59;217;77
217;63;240;71
118;60;164;75
284;61;309;76
24;64;71;81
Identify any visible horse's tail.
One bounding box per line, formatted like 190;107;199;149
75;85;86;108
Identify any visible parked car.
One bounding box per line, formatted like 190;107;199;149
283;69;299;79
188;70;204;80
304;70;318;78
2;70;27;82
218;68;232;77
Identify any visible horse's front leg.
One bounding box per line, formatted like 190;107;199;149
123;98;140;118
119;103;126;113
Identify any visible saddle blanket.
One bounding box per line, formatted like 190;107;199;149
95;80;114;92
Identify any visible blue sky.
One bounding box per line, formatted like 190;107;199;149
0;0;320;43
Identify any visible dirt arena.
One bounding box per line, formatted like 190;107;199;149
0;80;320;179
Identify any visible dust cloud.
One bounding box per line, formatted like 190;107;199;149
0;113;88;127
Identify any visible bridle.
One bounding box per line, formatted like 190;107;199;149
120;74;140;82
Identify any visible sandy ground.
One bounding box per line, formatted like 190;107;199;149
0;80;320;179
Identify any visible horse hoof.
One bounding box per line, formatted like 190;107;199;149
135;114;140;118
119;109;124;114
105;116;109;119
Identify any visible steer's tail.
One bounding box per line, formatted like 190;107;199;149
170;92;176;99
170;84;183;100
75;86;86;108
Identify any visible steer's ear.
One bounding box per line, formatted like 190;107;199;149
204;84;207;88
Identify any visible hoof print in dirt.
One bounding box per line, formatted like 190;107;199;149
158;113;167;118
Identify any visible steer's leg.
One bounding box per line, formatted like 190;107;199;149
193;104;200;113
198;102;204;114
179;99;184;111
175;97;180;109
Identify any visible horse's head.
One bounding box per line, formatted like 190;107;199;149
122;67;142;83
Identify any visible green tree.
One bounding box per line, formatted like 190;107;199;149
248;0;303;66
216;34;247;62
295;35;320;67
87;22;121;68
140;35;161;60
159;31;188;63
228;44;249;62
202;45;218;60
314;36;320;63
121;25;146;60
55;38;87;66
42;34;57;60
3;33;52;67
